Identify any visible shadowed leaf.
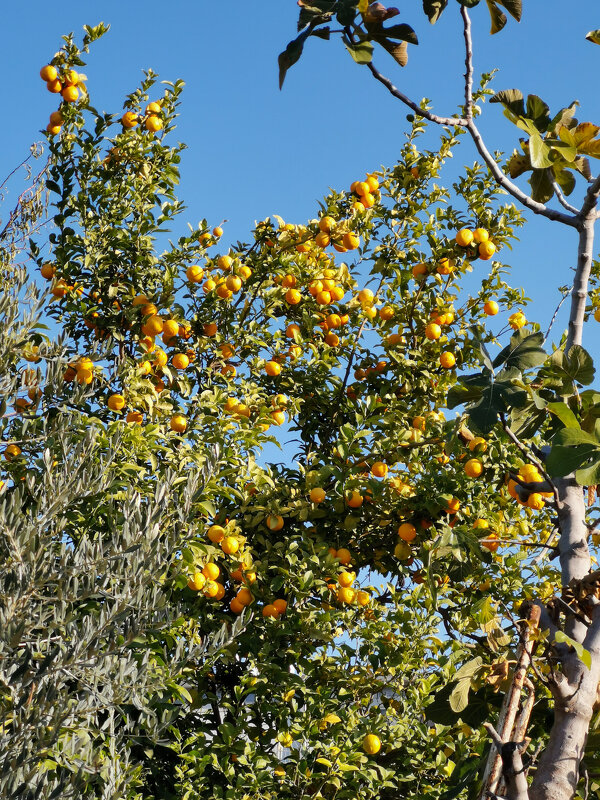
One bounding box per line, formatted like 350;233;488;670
486;0;507;34
422;0;449;23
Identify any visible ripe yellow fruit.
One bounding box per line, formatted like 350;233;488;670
203;322;218;337
362;734;381;755
126;411;143;424
315;231;330;248
273;598;288;615
338;571;355;588
145;115;163;132
473;228;489;244
46;79;62;93
464;458;483;478
509;311;526;329
437;258;454;275
356;590;370;606
217;255;233;271
221;536;240;555
61;85;79;103
40;262;55;279
107;393;126;411
40;64;58;82
337;587;355;604
342;232;360;250
170;414;187;433
203;580;219;598
425;323;441;340
439;351;456;369
484;300;499;316
162;319;180;339
412;262;427;279
357;288;374;306
469;437;488;453
398;523;417;542
207;525;225;543
146;101;162;114
310;487;326;503
318;216;335;232
271;410;286;425
142;315;164;336
262;604;280;619
186;265;204;282
4;444;22;461
188;572;206;592
446;497;461;514
265;361;281;377
230;598;245;614
266;514;284;531
336;548;352;565
285;288;302;304
226;275;242;292
455;228;474;247
236;587;254;606
202;563;220;581
527;493;545;510
121;111;139;128
172;353;190;370
478;241;496;260
371;461;388;478
316;290;332;305
594;308;600;323
346;490;364;508
473;518;489;529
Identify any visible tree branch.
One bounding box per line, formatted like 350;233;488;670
365;58;468;127
483;724;530;800
465;119;578;227
460;5;474;120
549;174;579;215
565;216;596;350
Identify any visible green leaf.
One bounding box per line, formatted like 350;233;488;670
529;168;554;203
453;656;484;681
490;88;525;119
547;401;581;429
526;94;551;131
586;29;600;45
576;458;600;487
381;23;419;44
449;679;470;713
545;444;600;477
554;168;576;196
553;428;599;446
564;345;596;385
345;39;374;64
554;630;592;669
492;330;546;371
446;384;483;410
422;0;449;23
485;0;507;34
529;132;553;169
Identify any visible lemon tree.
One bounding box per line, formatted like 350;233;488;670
3;10;600;800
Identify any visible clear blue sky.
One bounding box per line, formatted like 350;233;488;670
2;1;599;353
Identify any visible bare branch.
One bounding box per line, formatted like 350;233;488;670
543;290;569;344
549;173;579;215
465;119;579;227
578;173;600;221
460;6;474;120
364;58;468;127
566;216;596;350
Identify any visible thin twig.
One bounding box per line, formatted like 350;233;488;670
550;174;579;215
543;290;569;344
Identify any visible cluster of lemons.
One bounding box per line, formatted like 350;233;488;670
40;63;83;134
121;102;164;133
